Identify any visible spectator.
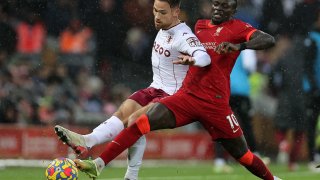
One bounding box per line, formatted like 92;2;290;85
270;35;307;171
16;7;46;55
235;0;260;28
303;9;320;172
14;6;46;67
288;0;320;35
0;98;18;124
123;0;154;34
0;2;17;60
87;0;127;74
119;27;153;89
58;17;94;77
260;0;288;35
44;0;75;37
59;18;93;54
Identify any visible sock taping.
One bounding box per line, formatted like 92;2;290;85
238;150;254;166
136;114;150;134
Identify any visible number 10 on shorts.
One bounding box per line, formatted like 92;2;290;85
226;114;240;133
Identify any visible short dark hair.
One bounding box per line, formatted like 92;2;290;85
158;0;181;8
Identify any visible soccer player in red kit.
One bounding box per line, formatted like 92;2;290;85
74;0;281;179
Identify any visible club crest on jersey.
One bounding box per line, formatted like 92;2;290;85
186;37;202;47
214;27;223;36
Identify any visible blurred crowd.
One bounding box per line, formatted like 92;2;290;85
0;0;320;168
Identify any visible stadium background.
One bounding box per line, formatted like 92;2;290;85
0;0;319;179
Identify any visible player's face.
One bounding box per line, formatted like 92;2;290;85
153;0;180;30
210;0;236;25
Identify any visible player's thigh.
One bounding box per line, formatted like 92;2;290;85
200;105;243;140
127;102;155;126
147;93;197;130
159;93;196;128
146;102;176;130
218;135;249;159
114;99;142;123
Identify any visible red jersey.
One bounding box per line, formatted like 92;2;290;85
180;19;256;104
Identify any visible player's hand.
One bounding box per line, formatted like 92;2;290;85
215;42;239;54
173;55;195;65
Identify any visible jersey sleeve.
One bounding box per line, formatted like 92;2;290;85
174;31;207;56
235;20;257;42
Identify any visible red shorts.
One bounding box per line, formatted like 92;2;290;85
129;87;170;106
160;92;243;140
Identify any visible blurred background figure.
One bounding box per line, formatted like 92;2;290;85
58;17;94;78
0;1;16;68
269;34;307;171
86;0;127;76
0;98;18;124
14;3;46;68
304;9;320;172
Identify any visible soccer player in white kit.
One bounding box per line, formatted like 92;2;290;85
54;0;210;179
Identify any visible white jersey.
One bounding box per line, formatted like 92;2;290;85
150;23;206;95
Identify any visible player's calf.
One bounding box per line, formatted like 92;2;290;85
237;150;276;180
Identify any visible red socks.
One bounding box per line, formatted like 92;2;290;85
100;123;143;165
99;114;150;165
238;151;273;180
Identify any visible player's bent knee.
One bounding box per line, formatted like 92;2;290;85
237;150;254;166
135;114;150;134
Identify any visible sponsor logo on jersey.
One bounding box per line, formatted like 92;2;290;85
186;37;202;47
153;41;171;57
202;42;217;50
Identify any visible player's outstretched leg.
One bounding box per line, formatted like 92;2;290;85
124;105;152;180
125;136;146;180
55;125;89;158
220;135;281;180
55;116;125;158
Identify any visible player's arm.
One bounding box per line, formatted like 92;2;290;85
173;50;211;67
216;30;275;54
173;32;211;67
241;30;275;50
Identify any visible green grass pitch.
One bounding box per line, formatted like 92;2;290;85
0;162;319;180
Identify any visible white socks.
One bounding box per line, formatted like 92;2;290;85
124;136;147;180
94;157;105;173
83;116;124;148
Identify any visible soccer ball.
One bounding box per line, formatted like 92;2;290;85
45;157;78;180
